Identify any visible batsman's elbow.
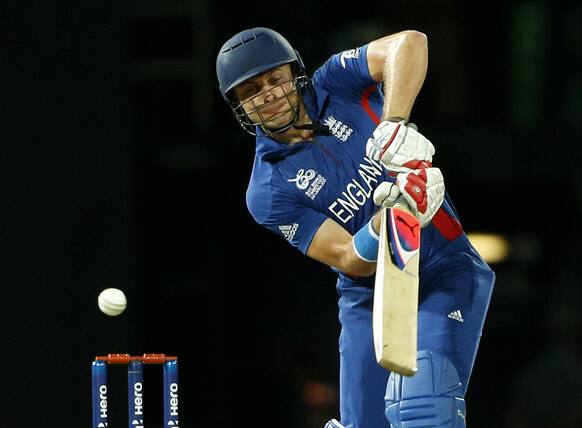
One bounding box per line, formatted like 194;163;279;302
401;30;427;45
352;262;377;278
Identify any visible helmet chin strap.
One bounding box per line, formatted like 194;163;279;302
292;123;331;135
263;114;331;136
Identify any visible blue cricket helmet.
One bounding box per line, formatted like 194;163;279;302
216;27;306;102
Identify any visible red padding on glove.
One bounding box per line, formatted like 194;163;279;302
404;160;432;169
403;171;428;214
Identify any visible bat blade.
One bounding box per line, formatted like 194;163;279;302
372;205;420;376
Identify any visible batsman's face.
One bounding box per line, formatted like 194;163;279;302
233;64;300;129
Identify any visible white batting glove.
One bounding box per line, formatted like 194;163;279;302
397;167;445;227
373;168;445;227
373;181;401;208
366;120;435;172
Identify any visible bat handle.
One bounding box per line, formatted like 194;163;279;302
392;196;411;212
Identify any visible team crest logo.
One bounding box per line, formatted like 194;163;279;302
323;116;353;142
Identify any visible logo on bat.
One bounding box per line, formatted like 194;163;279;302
387;208;420;269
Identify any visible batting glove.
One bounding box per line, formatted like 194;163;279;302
366;119;435;172
373;167;445;227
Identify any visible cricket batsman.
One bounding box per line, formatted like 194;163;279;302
216;27;495;428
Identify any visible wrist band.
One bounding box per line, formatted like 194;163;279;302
352;219;380;262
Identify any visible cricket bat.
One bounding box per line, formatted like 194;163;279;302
372;201;421;376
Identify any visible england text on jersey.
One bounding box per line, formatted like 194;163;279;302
328;156;383;224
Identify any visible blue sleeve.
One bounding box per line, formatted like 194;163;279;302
313;43;380;101
246;180;328;255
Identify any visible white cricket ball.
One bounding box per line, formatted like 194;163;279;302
97;288;127;316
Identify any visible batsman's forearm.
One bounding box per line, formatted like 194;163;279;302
308;218;377;277
339;246;377;277
381;31;428;121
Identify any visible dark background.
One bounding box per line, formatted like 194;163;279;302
5;1;582;427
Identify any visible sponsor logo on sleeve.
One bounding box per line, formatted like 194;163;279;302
279;223;299;242
340;48;361;68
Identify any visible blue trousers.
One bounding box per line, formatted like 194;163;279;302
337;236;495;428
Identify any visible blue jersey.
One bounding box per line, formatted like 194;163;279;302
246;44;465;284
244;43;495;428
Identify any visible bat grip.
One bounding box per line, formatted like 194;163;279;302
393;196;412;213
